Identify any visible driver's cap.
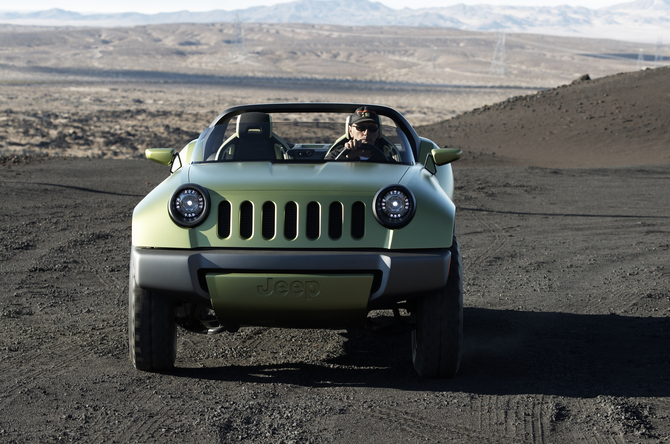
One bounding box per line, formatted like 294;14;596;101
350;107;380;126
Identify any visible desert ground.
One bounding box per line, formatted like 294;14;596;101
0;22;669;443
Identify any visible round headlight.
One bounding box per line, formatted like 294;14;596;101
373;185;416;229
168;184;210;227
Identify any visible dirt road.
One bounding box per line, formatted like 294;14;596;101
1;157;668;443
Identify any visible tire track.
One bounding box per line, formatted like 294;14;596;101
115;392;174;443
0;346;92;401
463;395;552;444
359;396;555;444
573;399;628;444
465;210;509;264
528;395;547;444
365;406;500;442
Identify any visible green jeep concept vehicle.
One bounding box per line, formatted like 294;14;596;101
129;103;463;378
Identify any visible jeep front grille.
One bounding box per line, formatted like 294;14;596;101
218;200;366;241
306;202;320;240
218;201;232;238
284;202;298;240
261;201;275;240
351;201;365;240
328;202;343;240
239;201;253;240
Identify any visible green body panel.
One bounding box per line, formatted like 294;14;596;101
395;166;455;249
133;140;456;250
207;273;372;328
417;137;457;203
177;140;198;166
132;167;193;247
189;161;409;192
191;138;206;163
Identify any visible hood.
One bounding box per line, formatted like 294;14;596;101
187;162;411;193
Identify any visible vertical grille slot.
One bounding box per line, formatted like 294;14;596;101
239;201;253;239
306;201;320;240
261;201;276;240
284;202;298;240
351;201;365;239
218;201;231;238
328;201;343;240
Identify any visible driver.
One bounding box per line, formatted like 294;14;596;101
326;107;393;161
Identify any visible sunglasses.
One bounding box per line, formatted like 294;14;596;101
353;124;379;132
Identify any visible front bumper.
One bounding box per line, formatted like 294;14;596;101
131;247;451;311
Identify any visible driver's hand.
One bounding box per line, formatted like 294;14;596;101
344;138;365;150
343;139;372;160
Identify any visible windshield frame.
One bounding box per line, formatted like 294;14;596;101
192;103;420;165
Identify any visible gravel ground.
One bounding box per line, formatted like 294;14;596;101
1;156;668;443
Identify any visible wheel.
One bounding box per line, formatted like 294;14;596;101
128;257;177;371
411;235;463;378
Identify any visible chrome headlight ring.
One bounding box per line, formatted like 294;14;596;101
168;184;211;228
373;185;416;229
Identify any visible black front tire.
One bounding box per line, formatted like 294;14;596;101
411;235;463;378
128;259;177;371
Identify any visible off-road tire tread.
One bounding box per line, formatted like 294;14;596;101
129;260;176;371
411;235;463;378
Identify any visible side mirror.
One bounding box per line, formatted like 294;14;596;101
146;148;176;166
432;148;462;166
424;148;461;174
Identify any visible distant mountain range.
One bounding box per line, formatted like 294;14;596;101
1;0;669;43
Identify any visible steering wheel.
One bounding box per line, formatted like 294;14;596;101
334;142;388;162
360;143;391;162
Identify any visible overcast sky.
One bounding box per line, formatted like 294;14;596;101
4;0;630;14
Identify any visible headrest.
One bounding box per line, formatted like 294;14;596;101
345;115;352;139
236;112;273;139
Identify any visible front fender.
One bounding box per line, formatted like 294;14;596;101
391;167;455;249
132;167;199;248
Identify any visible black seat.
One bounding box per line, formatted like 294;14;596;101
216;112;288;161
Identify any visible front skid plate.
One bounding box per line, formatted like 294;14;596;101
207;273;373;328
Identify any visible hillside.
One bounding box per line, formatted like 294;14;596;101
418;66;670;167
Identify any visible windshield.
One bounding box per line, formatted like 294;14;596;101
196;112;415;165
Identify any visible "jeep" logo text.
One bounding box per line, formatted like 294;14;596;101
257;278;321;300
